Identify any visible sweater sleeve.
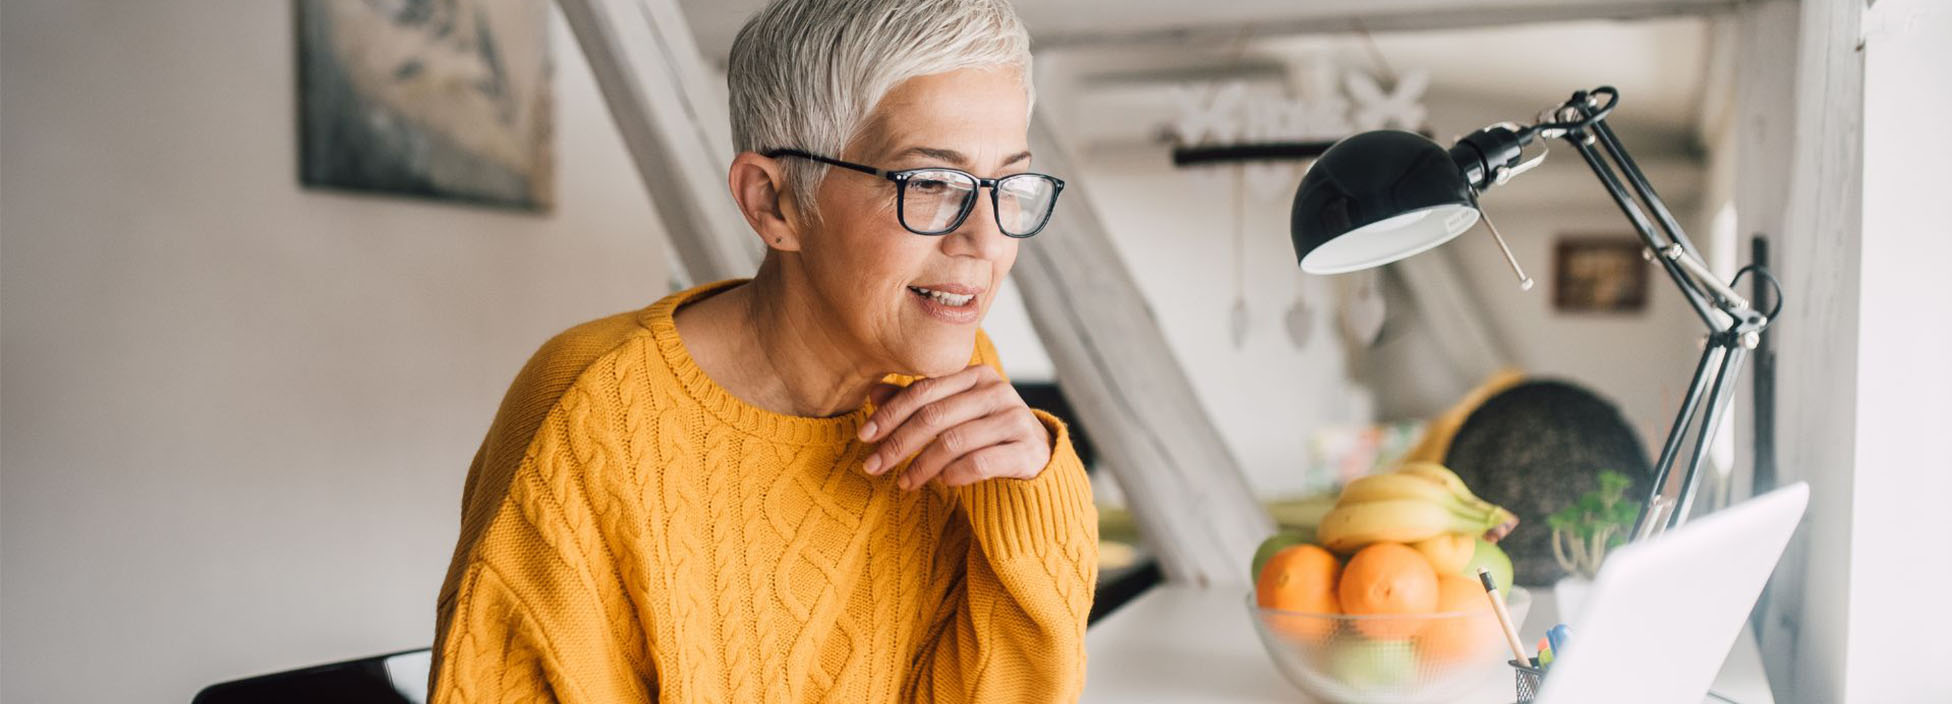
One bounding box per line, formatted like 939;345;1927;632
902;337;1100;702
430;385;658;704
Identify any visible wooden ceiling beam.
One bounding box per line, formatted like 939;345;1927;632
1031;0;1739;50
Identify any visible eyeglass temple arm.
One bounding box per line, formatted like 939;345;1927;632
761;149;885;177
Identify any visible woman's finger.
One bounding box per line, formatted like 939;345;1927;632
897;411;1023;490
935;441;1042;488
866;382;903;407
859;365;991;442
865;385;1004;476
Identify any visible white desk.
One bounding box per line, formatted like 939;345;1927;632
1082;585;1773;703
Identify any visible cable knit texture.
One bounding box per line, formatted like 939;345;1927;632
430;279;1098;703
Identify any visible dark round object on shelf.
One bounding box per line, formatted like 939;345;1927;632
1443;380;1652;586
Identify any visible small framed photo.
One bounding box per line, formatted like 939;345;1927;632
1553;237;1649;313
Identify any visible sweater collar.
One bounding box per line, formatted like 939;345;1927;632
642;278;873;447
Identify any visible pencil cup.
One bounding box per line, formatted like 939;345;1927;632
1508;659;1546;703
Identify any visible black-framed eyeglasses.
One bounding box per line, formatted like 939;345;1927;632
764;149;1065;238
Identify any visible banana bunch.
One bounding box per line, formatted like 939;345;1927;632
1316;462;1520;553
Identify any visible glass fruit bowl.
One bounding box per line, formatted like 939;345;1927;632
1244;587;1532;704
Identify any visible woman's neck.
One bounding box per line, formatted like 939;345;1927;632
677;258;885;419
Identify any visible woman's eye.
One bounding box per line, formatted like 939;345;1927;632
910;179;949;193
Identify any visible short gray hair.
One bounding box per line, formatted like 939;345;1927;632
728;0;1034;221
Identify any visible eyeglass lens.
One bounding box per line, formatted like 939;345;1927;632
901;170;1057;237
902;169;978;234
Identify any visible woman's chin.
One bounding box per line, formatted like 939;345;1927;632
896;340;980;378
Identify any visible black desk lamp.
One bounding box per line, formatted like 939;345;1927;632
1289;87;1783;540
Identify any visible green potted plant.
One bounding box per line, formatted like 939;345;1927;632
1547;470;1640;614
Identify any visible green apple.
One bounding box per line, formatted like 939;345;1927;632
1326;636;1418;689
1250;531;1312;583
1461;538;1515;595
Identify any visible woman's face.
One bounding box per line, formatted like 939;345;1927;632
794;67;1032;378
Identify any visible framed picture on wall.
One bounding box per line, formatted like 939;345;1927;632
1553;237;1650;313
295;0;555;211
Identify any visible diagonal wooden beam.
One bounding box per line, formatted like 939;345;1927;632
1019;116;1274;586
559;0;1273;586
558;0;761;285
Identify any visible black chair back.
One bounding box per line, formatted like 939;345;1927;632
192;648;429;704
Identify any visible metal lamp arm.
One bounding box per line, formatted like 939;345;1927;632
1459;87;1780;541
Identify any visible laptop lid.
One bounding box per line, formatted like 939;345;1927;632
1536;482;1808;704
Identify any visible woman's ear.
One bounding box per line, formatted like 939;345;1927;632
728;152;805;252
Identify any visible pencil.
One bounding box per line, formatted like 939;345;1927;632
1479;567;1530;664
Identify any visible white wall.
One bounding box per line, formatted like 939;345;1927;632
0;2;669;701
1846;0;1952;699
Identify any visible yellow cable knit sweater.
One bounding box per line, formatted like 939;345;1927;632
430;279;1099;703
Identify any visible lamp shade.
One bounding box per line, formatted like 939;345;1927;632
1290;130;1481;274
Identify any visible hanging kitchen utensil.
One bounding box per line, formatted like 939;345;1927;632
1230;164;1251;348
1284;268;1314;349
1338;268;1387;348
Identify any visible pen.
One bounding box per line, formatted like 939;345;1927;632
1537;637;1555;668
1479;567;1529;665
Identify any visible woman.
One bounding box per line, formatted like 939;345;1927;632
428;1;1097;702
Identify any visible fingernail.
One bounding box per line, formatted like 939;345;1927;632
863;455;882;475
859;421;877;441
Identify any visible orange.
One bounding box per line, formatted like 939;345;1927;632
1255;544;1342;641
1410;533;1476;575
1338;542;1439;639
1418;574;1497;662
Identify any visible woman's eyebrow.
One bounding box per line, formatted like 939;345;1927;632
895;146;965;164
892;146;1035;168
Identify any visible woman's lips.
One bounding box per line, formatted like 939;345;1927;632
907;285;982;325
910;283;982;296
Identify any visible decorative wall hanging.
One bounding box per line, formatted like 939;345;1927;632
297;0;555;211
1166;66;1431;170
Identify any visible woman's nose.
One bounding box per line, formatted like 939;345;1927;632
940;192;1011;259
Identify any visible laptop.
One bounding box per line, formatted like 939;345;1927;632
1535;482;1808;704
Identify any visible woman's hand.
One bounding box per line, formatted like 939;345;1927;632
858;364;1052;490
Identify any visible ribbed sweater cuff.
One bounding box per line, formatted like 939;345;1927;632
956;409;1096;561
